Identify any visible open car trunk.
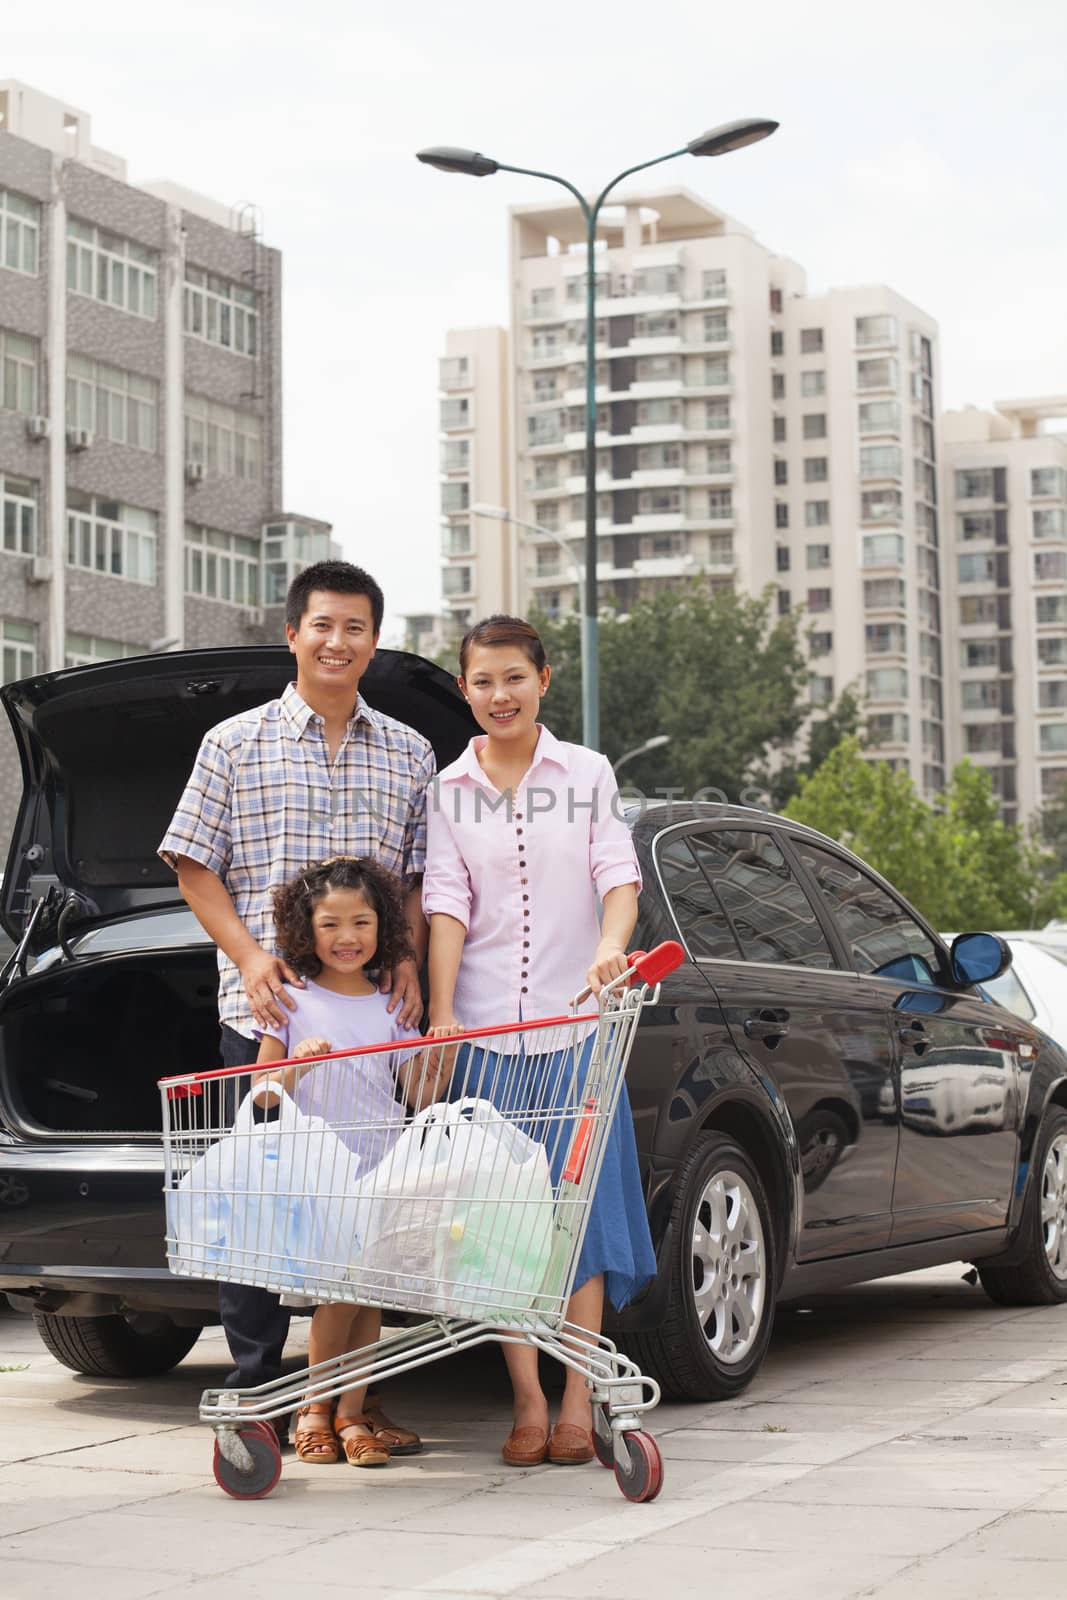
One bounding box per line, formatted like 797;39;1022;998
0;946;221;1137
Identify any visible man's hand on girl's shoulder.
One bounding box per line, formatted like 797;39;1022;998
240;948;305;1030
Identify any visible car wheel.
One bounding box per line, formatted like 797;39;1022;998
626;1130;776;1401
32;1310;201;1377
796;1108;851;1194
978;1106;1067;1306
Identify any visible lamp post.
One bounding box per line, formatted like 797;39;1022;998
614;733;671;778
418;119;778;753
471;501;583;592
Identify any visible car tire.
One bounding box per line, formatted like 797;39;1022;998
32;1310;201;1378
977;1106;1067;1307
626;1130;776;1402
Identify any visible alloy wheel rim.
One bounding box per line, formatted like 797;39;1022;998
1040;1132;1067;1281
691;1167;766;1365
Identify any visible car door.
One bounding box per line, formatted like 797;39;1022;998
790;837;1022;1241
653;823;899;1259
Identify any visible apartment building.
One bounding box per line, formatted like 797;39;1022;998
438;188;944;795
0;81;330;846
942;399;1067;824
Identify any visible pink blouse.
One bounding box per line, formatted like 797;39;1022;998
422;726;641;1033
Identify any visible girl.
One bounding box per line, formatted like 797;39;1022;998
253;855;447;1467
423;615;656;1468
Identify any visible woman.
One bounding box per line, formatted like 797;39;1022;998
423;614;656;1467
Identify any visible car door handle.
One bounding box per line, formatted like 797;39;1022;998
744;1010;789;1041
898;1022;931;1052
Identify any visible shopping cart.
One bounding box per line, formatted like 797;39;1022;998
159;940;684;1503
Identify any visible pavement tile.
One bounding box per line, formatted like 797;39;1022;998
262;1528;519;1590
655;1426;894;1465
0;1558;184;1600
0;1460;202;1536
2;1505;313;1577
647;1497;998;1555
507;1544;912;1599
969;1509;1067;1558
749;1453;1063;1510
865;1553;1067;1598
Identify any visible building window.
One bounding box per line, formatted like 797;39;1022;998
633;265;680;296
184;395;261;481
865;578;906;609
860;444;902;479
1;472;37;557
441;438;470;472
807;587;832;613
65;632;145;667
861;488;903;523
442;565;473;598
768;287;782;313
960;639;997;668
638;487;683;515
0;617;35;680
262;520;332;602
776;544;791;572
439;356;470;390
185;524;261;607
863;533;904;567
800;370;826;398
803;413;827;440
958;552;996;583
704;398;729;430
1038;636;1067;666
706;441;731;474
1;328;39;414
771;373;785;400
66;492;157;584
440;481;470;516
958;511;995;541
0;188;40;276
703;310;728;342
867;666;908;701
770;329;784;357
441;521;471;557
868;712;909;744
804;501;830;528
866;622;906;655
960;595;998;625
856;357;898;391
706;488;732;519
1038;681;1067;711
184;265;258;355
775;502;789;529
440;396;470;430
774;459;788;486
67;355;158;450
1039;724;1067;755
961;680;999;711
955;468;996;500
773;416;786;443
1037;595;1067;625
703;355;729;386
637;442;683;469
810;673;834;705
810;630;832;654
704;269;727;299
1031;466;1066;499
67;218;157;317
806;543;831;569
529;286;556;318
858;400;900;435
707;533;734;564
1035;549;1067;582
803;457;828;483
855;314;898;347
1033;508;1066;539
800;328;824;355
913;417;936;459
777;588;791;614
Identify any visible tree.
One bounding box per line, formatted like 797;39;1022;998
530;584;815;801
763;684;865;813
1035;783;1067;878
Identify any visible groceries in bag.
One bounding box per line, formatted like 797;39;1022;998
166;1089;377;1298
349;1097;555;1320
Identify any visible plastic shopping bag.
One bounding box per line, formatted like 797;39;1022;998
349;1097;554;1320
166;1090;376;1297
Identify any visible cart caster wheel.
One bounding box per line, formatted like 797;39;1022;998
613;1431;663;1503
212;1424;282;1500
591;1404;614;1470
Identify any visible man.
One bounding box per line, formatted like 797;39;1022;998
159;559;433;1452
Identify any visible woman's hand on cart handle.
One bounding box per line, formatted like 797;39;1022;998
241;947;303;1029
585;940;630;999
573;939;686;1004
427;1017;463;1040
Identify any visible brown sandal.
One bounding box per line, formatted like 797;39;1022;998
336;1414;390;1468
293;1404;339;1465
363;1394;424;1455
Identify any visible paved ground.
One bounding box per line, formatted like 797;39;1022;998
1;1266;1066;1599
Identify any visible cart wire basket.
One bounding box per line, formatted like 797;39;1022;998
159;940;684;1503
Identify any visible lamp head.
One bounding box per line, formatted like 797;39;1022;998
687;118;778;158
416;146;500;177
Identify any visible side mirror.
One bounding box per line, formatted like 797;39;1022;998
950;932;1011;987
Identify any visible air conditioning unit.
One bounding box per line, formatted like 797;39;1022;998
29;555;53;583
185;461;206;485
25;415;50;442
66;427;93;451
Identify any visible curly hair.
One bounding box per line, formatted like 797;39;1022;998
271;857;413;980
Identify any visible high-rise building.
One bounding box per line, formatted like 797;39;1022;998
436;326;511;636
942;399;1067;824
438;188;944;796
0;81;329;845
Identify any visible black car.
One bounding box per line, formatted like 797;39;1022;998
2;648;1066;1404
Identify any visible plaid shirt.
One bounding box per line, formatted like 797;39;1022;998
159;681;435;1036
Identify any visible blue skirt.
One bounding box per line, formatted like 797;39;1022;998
448;1034;656;1312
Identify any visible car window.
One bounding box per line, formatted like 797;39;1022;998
794;839;942;984
655;835;741;960
658;828;837;968
982;964;1036;1022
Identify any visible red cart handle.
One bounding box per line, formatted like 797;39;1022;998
572;939;684;1005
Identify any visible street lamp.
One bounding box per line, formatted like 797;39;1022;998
471;501;583;595
614;733;671;778
418;118;778;753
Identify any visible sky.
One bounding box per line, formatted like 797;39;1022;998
6;0;1067;641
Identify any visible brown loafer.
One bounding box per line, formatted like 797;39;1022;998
363;1396;423;1455
548;1422;595;1465
502;1424;550;1466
